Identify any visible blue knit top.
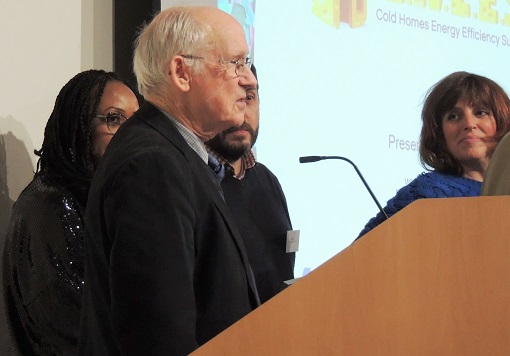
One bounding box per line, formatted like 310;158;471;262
357;171;482;238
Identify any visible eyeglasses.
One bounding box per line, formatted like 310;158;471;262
181;55;252;77
91;112;127;133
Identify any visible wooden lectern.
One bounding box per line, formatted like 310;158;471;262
191;196;510;355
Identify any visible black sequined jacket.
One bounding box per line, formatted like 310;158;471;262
3;175;85;355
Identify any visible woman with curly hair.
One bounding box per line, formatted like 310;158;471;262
358;71;510;239
3;69;139;355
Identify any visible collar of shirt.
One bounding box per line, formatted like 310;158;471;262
159;109;208;164
205;148;257;180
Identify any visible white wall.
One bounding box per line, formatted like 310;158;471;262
0;0;112;200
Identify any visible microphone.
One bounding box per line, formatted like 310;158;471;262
299;155;389;220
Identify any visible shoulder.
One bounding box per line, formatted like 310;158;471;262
250;162;272;176
246;162;285;189
104;103;189;163
94;126;193;188
249;162;279;180
13;176;80;213
6;177;85;251
406;171;481;198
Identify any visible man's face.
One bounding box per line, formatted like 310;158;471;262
206;86;259;162
185;10;257;141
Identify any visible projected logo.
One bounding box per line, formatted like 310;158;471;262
312;0;368;28
388;0;510;26
312;0;510;29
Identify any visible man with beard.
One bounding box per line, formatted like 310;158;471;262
206;65;295;304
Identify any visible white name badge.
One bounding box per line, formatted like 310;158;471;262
286;230;300;253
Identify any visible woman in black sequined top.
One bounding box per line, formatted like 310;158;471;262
2;70;139;355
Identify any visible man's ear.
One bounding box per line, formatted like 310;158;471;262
168;56;191;92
